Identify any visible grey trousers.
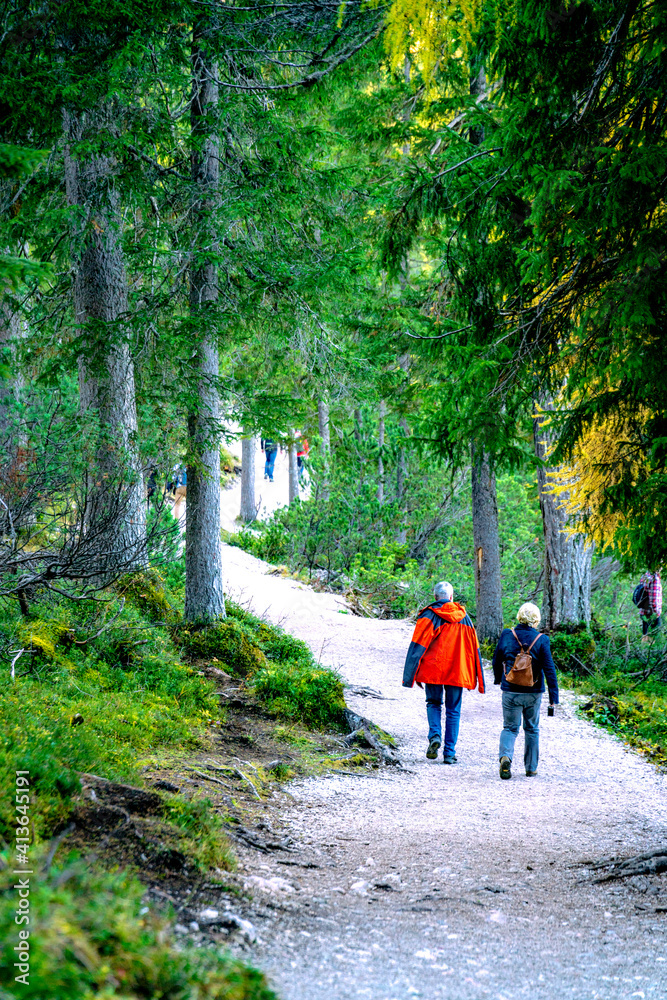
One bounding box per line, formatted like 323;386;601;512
499;691;542;773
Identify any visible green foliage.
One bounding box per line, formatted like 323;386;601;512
176;618;267;677
162;797;236;872
581;686;667;772
115;568;181;623
0;592;218;849
0;856;276;1000
252;661;347;731
553;618;667;767
549;626;597;676
233;464;544;622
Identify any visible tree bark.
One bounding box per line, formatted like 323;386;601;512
185;23;225;621
471;441;504;643
396;353;410;545
0;291;22;452
318;399;330;502
288;439;299;505
533;415;593;629
64;109;146;573
240;436;256;522
353;407;362;443
377;400;386;503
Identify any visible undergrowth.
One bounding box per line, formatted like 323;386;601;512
0;854;275;1000
548;622;667;769
0;566;348;856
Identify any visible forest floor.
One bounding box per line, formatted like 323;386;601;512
171;543;667;1000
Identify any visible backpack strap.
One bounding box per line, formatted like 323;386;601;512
527;632;542;653
510;627;526;651
510;628;541;653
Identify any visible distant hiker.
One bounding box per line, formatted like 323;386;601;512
172;465;187;520
402;581;485;764
636;570;662;640
493;602;559;780
297;436;309;482
261;438;278;482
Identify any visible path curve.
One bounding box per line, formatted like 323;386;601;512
222;545;667;1000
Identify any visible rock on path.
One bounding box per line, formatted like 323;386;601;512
222;545;667;1000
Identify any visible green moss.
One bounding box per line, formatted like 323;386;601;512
176;618;267;677
115;568;181;624
162;797;236;871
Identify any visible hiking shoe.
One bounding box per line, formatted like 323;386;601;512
526;770;537;777
499;756;512;780
442;755;457;765
426;738;441;760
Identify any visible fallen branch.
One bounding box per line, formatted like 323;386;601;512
74;598;125;645
9;647;25;682
186;768;231;788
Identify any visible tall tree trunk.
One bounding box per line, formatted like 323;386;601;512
0;291;22;454
318;399;330;502
467;65;502;642
471;441;504;643
288;439;299;504
240;435;256;522
185;23;225;621
377;400;386;503
534;414;593;629
64;109;146;574
396;353;410;545
353;407;362;443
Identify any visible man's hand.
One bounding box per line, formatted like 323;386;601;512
416;681;423;689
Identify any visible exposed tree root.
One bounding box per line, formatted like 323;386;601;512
343;708;401;766
583;846;667;882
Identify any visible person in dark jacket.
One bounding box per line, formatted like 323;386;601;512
492;601;559;780
261;438;278;482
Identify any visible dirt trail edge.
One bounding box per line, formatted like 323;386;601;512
221;545;667;1000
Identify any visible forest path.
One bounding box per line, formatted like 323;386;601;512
221;545;667;1000
219;438;309;534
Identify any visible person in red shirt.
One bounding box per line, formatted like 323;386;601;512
296;436;309;482
640;570;662;640
402;581;485;764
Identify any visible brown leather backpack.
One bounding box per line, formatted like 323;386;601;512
505;629;541;686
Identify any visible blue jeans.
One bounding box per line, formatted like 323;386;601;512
424;684;463;757
264;449;277;480
499;691;542;773
642;614;661;636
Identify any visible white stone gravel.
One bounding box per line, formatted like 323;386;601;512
221;544;667;1000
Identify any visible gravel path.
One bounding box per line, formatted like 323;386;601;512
222;545;667;1000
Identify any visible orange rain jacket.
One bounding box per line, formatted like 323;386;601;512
402;601;485;691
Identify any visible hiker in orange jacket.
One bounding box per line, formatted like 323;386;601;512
403;581;485;764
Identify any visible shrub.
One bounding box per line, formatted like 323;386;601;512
549;626;596;675
251;660;347;730
176;619;266;677
0;856;276;1000
115;568;181;624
